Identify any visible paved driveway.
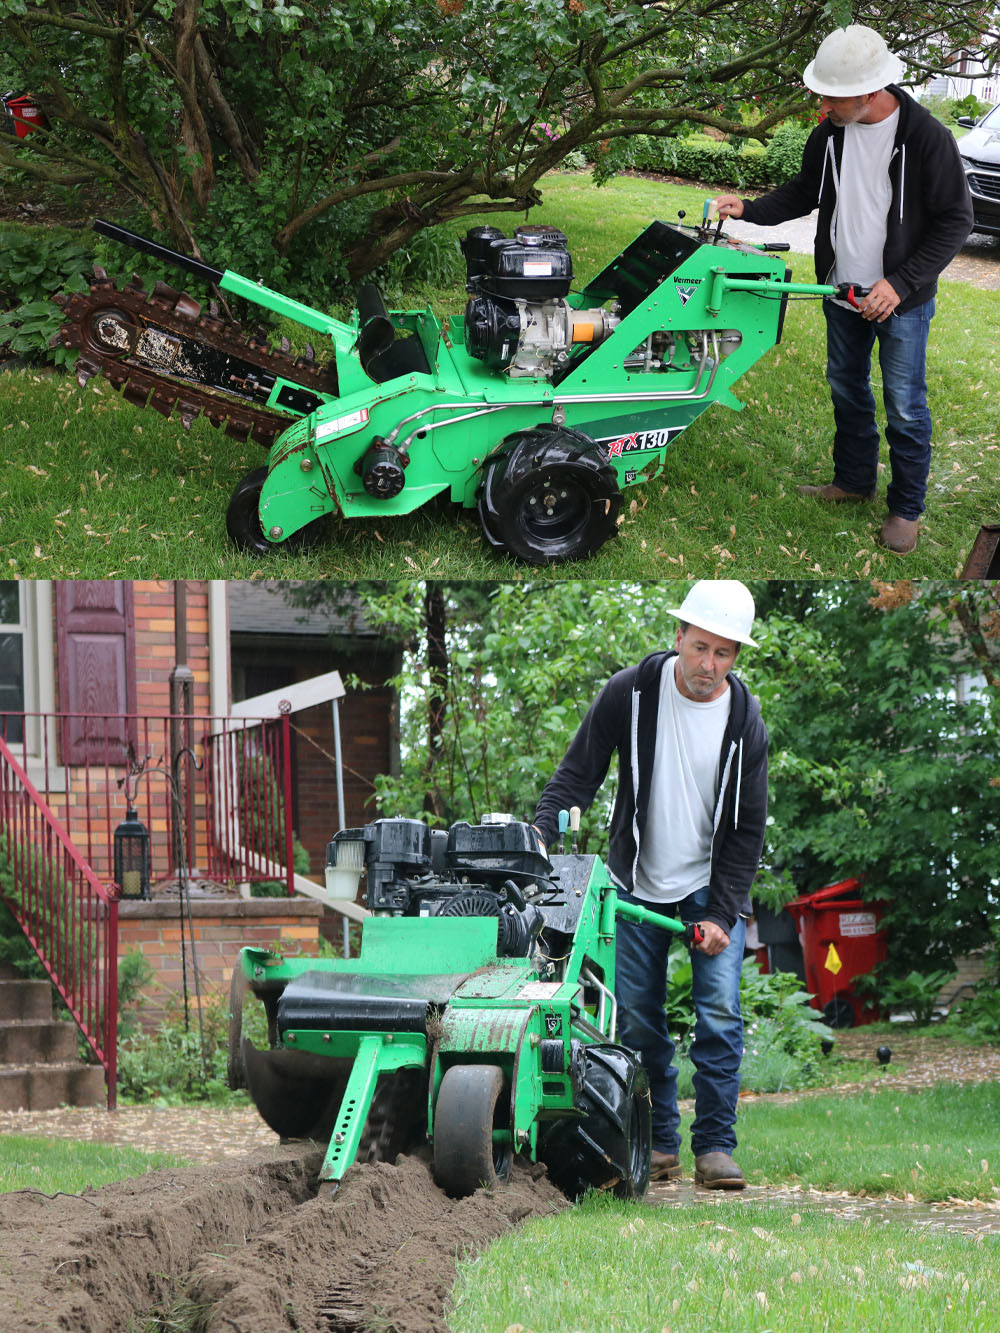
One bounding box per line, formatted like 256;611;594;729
723;210;1000;289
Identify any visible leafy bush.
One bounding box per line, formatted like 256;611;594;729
0;898;47;979
627;136;771;190
117;949;155;1041
377;223;465;300
946;939;1000;1042
669;957;830;1096
949;982;1000;1041
117;987;241;1105
856;965;954;1025
921;93;991;126
0;226;93;366
764;123;811;185
624;126;812;193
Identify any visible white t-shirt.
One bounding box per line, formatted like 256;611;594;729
831;108;899;307
633;663;731;903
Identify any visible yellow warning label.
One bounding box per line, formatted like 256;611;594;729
824;943;843;975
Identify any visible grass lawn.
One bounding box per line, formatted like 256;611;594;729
449;1197;1000;1333
0;1133;189;1193
2;175;996;578
736;1082;1000;1202
2;1073;997;1330
449;1081;1000;1332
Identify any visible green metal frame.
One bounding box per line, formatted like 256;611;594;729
207;222;846;548
238;856;690;1188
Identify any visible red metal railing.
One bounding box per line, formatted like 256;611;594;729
0;712;294;893
0;712;294;1108
0;736;119;1107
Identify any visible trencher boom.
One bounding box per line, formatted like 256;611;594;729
56;210;867;563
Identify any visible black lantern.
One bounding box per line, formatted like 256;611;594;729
114;806;151;900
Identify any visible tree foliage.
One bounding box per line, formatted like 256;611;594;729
2;0;996;291
299;579;999;973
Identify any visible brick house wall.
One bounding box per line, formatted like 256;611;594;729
23;579;400;1015
44;582;223;886
118;896;323;1028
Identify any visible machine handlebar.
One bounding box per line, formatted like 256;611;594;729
612;893;705;949
833;282;872;309
93;219;224;285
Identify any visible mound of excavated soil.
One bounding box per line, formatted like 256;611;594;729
1;1145;566;1333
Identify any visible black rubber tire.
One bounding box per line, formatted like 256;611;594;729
538;1043;651;1201
433;1063;513;1196
226;465;328;554
478;426;622;565
823;994;856;1029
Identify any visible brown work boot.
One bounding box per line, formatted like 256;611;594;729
649;1151;681;1181
878;514;920;555
797;481;877;502
694;1152;746;1190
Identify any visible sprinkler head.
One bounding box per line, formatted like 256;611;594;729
820;1038;834;1056
876;1046;892;1065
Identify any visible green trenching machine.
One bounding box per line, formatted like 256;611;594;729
227;812;702;1199
57;209;868;564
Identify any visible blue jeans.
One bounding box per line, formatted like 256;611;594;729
823;298;935;520
615;886;746;1158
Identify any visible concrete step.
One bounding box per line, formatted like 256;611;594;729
0;978;55;1021
0;1019;80;1065
0;1062;106;1112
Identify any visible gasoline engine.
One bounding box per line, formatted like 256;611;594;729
325;814;547;957
462;224;621;378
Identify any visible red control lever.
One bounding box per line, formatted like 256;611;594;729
833;282;872;309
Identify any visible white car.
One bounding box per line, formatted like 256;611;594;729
956;104;1000;237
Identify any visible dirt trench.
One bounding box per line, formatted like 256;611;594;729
2;1145;566;1333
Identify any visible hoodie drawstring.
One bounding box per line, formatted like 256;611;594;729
734;738;743;831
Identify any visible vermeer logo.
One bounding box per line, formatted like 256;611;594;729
673;276;703;305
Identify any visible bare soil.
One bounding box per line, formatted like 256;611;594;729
0;1143;566;1333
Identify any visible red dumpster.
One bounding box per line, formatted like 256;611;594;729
2;92;47;139
784;877;888;1028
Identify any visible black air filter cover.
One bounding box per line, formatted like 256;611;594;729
462;225;507;292
445;819;552;886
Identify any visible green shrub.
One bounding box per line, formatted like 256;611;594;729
377;223;465;300
0;897;47;979
0;226;93;366
623;129;814;192
117;987;241;1104
856;965;954;1025
945;939;1000;1041
669;957;831;1095
764;122;811;184
922;93;991;127
949;982;1000;1041
117;948;155;1040
627;136;771;190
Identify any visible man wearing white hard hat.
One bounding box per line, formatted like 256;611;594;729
534;581;768;1190
713;26;972;556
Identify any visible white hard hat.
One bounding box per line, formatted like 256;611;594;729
667;580;758;647
803;25;904;98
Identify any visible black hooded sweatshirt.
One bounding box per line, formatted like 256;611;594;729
533;651;768;934
739;86;973;313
